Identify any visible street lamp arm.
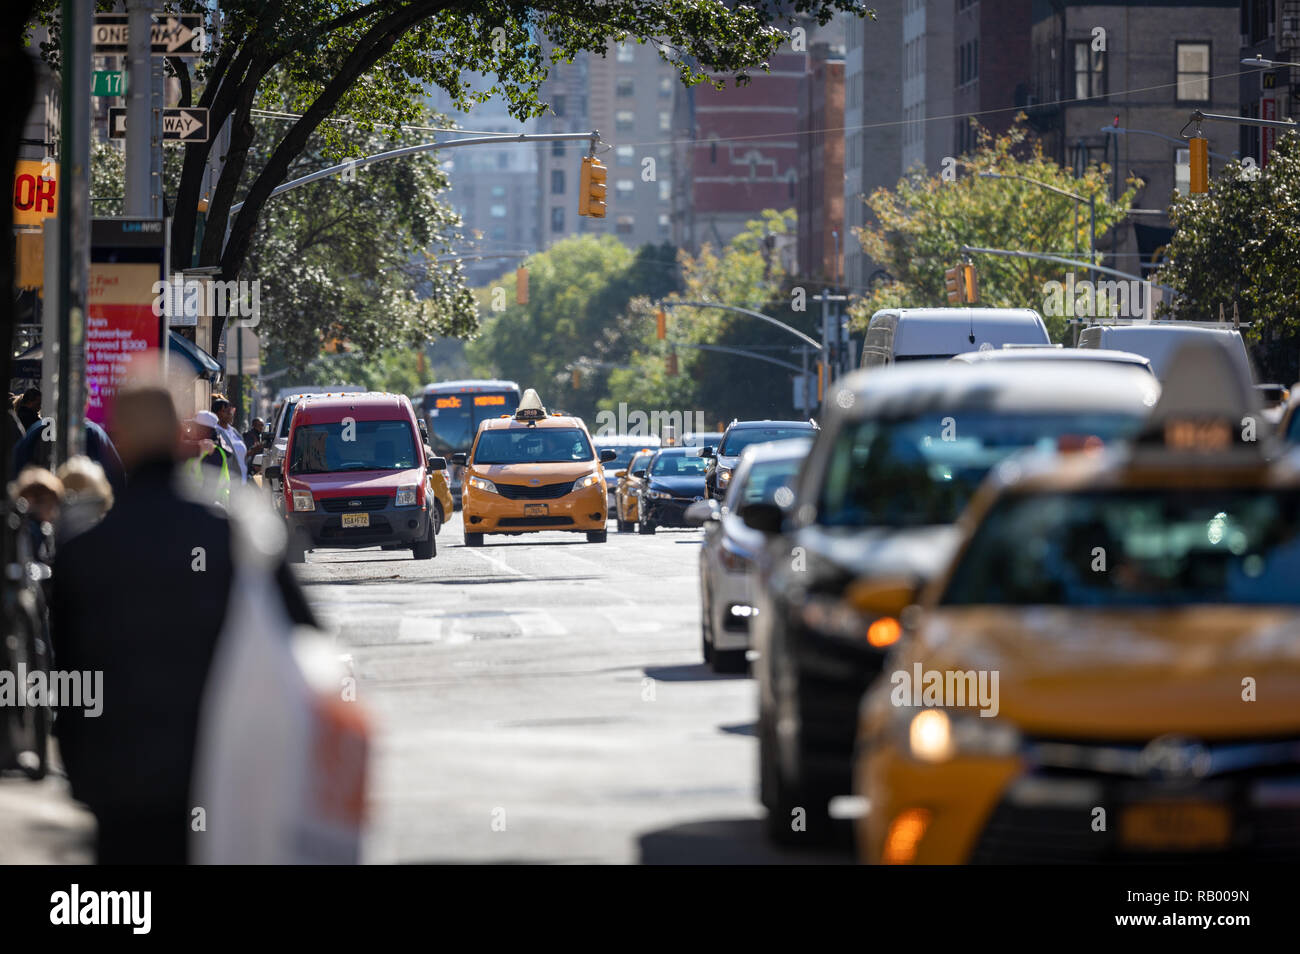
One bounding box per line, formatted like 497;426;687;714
978;171;1089;204
229;131;602;216
959;245;1179;297
662;300;821;350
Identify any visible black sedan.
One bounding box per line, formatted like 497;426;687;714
636;447;708;533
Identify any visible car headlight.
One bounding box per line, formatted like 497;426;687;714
717;467;732;485
646;488;672;499
572;472;602;492
291;489;315;512
718;539;753;572
467;475;498;494
907;709;1020;763
799;595;903;648
395;485;418;507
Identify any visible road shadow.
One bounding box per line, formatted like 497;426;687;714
644;662;749;682
637;817;855;864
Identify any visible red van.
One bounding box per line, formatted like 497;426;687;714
264;392;443;562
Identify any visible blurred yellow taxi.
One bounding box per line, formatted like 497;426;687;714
453;389;615;546
855;341;1300;863
614;448;656;533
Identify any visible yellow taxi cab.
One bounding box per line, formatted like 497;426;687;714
854;340;1300;863
452;389;616;546
613;448;656;533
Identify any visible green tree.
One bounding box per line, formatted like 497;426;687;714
467;237;681;422
1154;131;1300;382
851;117;1137;341
608;209;811;427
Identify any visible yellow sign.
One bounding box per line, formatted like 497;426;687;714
13;159;59;227
16;231;44;290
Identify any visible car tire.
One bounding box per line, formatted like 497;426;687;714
638;520;655;535
412;521;436;560
464;531;484;547
701;581;714;663
616;517;632;533
586;530;607;543
759;711;833;846
712;648;748;674
433;502;444;535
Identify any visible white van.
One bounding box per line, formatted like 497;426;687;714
1077;323;1253;383
859;307;1051;368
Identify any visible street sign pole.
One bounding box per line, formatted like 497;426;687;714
150;36;164;217
58;0;92;466
125;0;152;216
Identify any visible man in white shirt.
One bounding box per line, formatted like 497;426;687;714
211;397;248;483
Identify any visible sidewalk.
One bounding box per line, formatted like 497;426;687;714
0;763;94;864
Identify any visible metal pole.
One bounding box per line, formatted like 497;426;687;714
1088;195;1097;288
125;0;152;216
150;37;163;218
58;0;92;465
820;288;831;388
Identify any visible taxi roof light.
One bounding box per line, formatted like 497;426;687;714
514;388;548;424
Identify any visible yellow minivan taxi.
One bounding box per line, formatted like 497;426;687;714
453;389;615;546
854;341;1300;864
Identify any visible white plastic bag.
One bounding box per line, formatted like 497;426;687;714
190;491;369;864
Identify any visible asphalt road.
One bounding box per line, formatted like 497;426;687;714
297;512;852;864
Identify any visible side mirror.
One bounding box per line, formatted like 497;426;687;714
846;577;921;620
427;455;447;472
599;448;618;463
451;452;468;467
740;501;784;534
697;445;716;458
631;468;646;479
684;498;720;526
614;469;627;478
264;464;282;481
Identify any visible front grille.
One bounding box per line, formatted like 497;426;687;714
320;495;389;513
495;481;573;500
498;516;575;527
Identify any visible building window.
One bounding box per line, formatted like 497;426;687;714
659;76;673;98
616;215;634;234
616;179;635;197
658;111;671;131
496;153;509;170
490;185;506;198
552;140;565;156
1073;41;1106;100
551;207;565;233
615;110;635;133
658;180;670;202
552;94;566;117
490;227;506;241
617;77;635;97
710;139;718;163
1175;147;1191;195
617;43;634;63
490;204;507;218
658;212;670;233
1176;43;1211;101
616;145;635;166
551;170;565;194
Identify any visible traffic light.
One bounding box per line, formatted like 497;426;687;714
656;308;667;340
516;266;529;305
960;263;979;304
578;155;607;218
944;267;962;304
1189;136;1209;194
666;350;679;376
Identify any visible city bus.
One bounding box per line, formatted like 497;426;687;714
417;379;521;505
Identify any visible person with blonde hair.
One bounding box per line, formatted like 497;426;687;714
56;456;114;542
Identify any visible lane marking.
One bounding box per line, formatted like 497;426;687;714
462;547;536;579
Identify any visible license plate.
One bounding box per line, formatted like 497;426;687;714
341;513;370;528
1119;801;1231;851
524;504;548;516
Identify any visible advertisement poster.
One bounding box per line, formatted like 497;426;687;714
87;219;166;427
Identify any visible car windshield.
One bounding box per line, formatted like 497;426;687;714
817;411;1144;528
473;427;594;464
719;425;813;456
941;489;1300;607
289;419;418;474
597;444;646;469
733;457;802;508
651;453;708;476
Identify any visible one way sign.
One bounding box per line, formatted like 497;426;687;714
109;107;210;143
